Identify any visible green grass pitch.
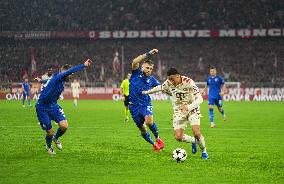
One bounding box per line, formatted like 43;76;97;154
0;100;283;183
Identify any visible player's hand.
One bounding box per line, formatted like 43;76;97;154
148;49;158;55
220;91;224;96
34;77;41;82
121;96;125;101
178;104;188;113
142;91;147;95
84;59;93;67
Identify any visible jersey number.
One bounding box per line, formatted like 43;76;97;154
175;92;186;101
147;106;153;113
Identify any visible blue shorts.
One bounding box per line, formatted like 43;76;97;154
129;105;154;128
36;104;66;131
208;96;223;107
22;92;30;98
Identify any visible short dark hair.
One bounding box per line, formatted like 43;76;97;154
210;66;216;70
143;59;154;65
167;67;179;76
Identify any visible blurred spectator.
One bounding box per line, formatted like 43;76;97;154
1;0;283;31
0;38;283;86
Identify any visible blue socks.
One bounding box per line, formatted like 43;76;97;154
209;108;214;122
45;135;53;148
149;122;159;139
141;132;154;145
22;98;25;105
28;99;31;106
54;128;66;139
220;109;225;116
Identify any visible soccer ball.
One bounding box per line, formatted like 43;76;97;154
172;148;187;162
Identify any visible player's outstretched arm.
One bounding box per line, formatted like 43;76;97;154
84;59;93;67
61;59;93;78
142;85;162;95
132;49;158;70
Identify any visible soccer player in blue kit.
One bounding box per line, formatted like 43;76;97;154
129;48;164;152
36;59;92;155
203;67;226;128
21;78;31;107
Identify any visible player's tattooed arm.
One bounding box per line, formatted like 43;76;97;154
142;85;162;95
142;82;172;96
132;49;158;70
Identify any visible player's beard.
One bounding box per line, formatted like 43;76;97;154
143;71;151;77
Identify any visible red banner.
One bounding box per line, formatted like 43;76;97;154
0;28;282;40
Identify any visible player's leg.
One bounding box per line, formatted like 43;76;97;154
208;104;215;128
124;105;129;122
138;118;160;151
129;105;160;151
36;105;55;155
139;123;155;145
216;98;226;121
73;96;77;107
123;96;130;122
50;105;68;150
191;125;208;159
144;106;164;149
190;114;208;159
52;120;68;150
173;118;196;154
27;95;31;107
46;128;56;155
22;93;26;107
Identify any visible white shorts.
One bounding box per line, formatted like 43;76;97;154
172;110;201;130
72;92;79;98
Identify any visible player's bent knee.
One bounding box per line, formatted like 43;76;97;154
192;126;201;138
139;124;147;133
59;120;68;131
174;135;183;142
144;115;153;124
46;128;54;136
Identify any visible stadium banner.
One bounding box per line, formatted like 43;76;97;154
1;85;284;101
1;29;284;40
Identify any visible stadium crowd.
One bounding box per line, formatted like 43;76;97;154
1;0;283;31
0;0;283;87
0;38;283;87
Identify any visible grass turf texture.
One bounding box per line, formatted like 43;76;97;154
0;100;283;184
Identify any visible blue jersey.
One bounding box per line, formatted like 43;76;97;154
206;75;224;98
129;67;160;106
37;64;85;107
22;82;30;93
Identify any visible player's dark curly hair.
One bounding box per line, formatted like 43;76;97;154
167;67;179;76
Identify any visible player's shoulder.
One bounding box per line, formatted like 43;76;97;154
181;76;193;84
217;75;224;81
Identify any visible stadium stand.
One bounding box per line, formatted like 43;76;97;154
0;0;283;87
